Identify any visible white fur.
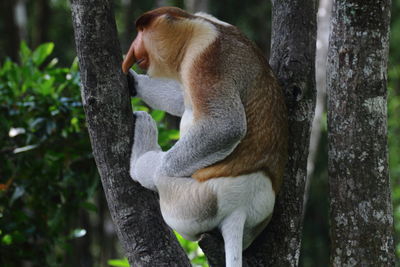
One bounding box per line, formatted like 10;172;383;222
131;70;185;117
180;108;193;137
128;12;273;267
195;12;232;27
180;19;218;89
158;172;275;249
130;110;273;267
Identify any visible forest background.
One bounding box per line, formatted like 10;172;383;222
0;0;399;266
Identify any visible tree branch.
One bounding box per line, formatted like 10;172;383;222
199;1;317;266
244;1;317;265
70;0;190;265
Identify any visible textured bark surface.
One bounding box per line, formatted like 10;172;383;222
69;1;190;266
199;1;317;266
327;0;395;266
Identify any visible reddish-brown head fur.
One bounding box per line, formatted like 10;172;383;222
122;7;194;74
135;7;193;30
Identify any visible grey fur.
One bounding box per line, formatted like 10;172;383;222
129;70;247;178
130;70;185;117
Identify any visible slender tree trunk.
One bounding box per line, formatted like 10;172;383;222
305;0;332;206
155;0;170;7
69;0;190;266
122;0;136;52
199;1;317;266
184;0;209;13
1;0;20;61
33;0;51;47
327;0;395;266
247;0;317;265
15;0;28;43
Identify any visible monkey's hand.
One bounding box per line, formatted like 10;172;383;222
128;70;185;117
160;91;247;177
126;71;137;97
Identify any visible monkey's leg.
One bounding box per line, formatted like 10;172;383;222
130;111;163;191
220;210;246;267
129;70;184;117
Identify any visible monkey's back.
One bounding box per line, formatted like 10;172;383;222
192;24;288;193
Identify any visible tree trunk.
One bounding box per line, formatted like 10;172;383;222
184;0;209;13
33;0;51;47
306;0;332;190
199;1;317;266
155;0;169;7
15;0;28;43
327;0;395;266
69;0;190;266
121;0;136;52
0;0;20;61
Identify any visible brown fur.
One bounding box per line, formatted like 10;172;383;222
126;7;288;193
136;7;194;30
192;70;288;192
186;23;288;193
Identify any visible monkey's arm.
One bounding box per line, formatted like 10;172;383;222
129;70;185;117
161;91;247;177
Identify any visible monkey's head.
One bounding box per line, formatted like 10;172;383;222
122;7;195;76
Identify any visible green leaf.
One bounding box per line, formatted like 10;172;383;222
81;201;98;212
168;129;180;140
20;41;31;63
32;43;55;66
37;75;55;95
70;57;79;71
1;234;13;245
151;110;165;122
0;59;13;76
107;258;130;267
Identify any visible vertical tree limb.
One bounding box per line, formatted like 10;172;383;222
70;0;190;266
0;0;20;61
199;1;317;266
243;1;317;266
327;0;395;265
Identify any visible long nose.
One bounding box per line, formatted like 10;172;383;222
122;40;137;74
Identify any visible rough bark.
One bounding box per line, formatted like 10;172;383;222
327;0;395;266
69;1;190;266
199;1;317;266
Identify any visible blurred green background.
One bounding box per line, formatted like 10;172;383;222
0;0;399;266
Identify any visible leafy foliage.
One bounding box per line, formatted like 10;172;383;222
108;232;208;267
0;42;201;266
0;42;98;266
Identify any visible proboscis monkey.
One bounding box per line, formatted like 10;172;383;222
122;7;288;267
